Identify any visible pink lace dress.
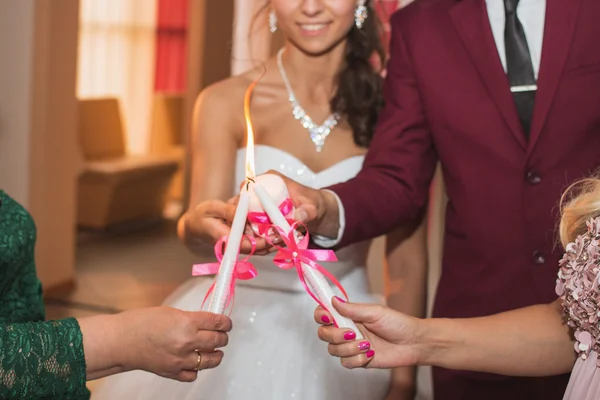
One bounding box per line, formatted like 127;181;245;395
556;217;600;399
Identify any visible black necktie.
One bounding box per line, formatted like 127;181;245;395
504;0;536;137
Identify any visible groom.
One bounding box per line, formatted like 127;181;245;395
273;0;600;399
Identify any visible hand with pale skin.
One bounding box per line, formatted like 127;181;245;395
264;171;340;238
181;172;322;255
315;297;576;378
180;196;276;256
82;306;233;382
314;297;422;370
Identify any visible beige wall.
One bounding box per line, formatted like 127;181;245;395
183;0;235;210
0;0;79;290
0;1;35;202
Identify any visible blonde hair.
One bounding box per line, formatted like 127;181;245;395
559;176;600;247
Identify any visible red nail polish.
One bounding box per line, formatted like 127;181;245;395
366;350;375;358
343;331;356;341
358;341;370;351
334;296;346;303
321;315;331;324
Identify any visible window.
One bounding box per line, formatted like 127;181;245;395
77;0;158;154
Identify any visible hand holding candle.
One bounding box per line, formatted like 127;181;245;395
206;190;251;313
249;174;364;339
206;74;260;314
247;175;295;238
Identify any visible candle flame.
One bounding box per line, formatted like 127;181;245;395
244;71;263;182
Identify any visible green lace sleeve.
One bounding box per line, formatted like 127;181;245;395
0;317;89;399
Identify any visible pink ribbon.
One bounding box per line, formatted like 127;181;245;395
247;198;295;235
267;222;348;312
192;235;258;313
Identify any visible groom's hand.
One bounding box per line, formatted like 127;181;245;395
264;170;341;239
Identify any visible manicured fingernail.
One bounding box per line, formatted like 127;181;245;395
344;331;356;340
297;210;308;222
334;296;346;303
358;341;370;351
321;315;331;324
366;350;375;358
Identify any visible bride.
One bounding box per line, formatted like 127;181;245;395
94;1;427;399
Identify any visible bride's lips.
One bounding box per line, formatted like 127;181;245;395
297;22;331;36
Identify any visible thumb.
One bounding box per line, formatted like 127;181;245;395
331;297;382;324
294;196;318;223
226;196;239;206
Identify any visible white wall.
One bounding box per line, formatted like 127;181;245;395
0;1;35;204
0;0;79;291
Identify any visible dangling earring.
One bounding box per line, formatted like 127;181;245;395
355;0;368;29
269;10;277;33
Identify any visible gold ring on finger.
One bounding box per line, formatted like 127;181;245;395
194;349;202;371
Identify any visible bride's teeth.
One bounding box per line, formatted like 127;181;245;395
301;24;326;31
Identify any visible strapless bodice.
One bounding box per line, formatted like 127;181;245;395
234;145;369;291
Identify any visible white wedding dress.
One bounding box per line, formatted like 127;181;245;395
93;145;391;400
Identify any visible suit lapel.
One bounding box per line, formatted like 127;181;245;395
527;0;583;152
450;0;527;150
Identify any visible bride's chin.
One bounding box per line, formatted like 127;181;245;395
287;38;347;59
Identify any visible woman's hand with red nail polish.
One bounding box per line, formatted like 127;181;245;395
315;297;423;370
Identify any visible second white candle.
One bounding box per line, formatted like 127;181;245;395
250;174;363;339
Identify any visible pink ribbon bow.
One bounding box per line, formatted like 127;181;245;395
247;198;295;236
192;235;258;313
268;222;348;311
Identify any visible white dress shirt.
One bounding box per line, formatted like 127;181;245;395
314;0;546;247
486;0;545;79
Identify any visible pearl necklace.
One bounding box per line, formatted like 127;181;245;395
277;48;340;152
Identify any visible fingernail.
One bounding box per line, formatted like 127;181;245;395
366;350;375;358
334;296;346;303
297;210;308;222
321;315;331;324
358;341;370;351
270;235;281;243
344;331;356;341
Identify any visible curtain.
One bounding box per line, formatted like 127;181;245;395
375;0;403;50
154;0;188;92
77;0;158;154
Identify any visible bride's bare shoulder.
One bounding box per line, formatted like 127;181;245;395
192;62;280;142
194;65;275;118
194;76;242;113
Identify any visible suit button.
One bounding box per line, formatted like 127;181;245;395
526;171;541;184
526;171;541;185
533;251;546;264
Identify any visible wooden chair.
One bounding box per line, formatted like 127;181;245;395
149;93;186;201
76;98;178;229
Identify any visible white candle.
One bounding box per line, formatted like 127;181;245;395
207;189;251;314
207;69;259;313
251;174;363;338
248;174;293;237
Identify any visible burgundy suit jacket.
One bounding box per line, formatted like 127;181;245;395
330;0;600;398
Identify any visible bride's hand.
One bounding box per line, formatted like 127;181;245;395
114;307;232;381
183;199;271;254
314;298;423;369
